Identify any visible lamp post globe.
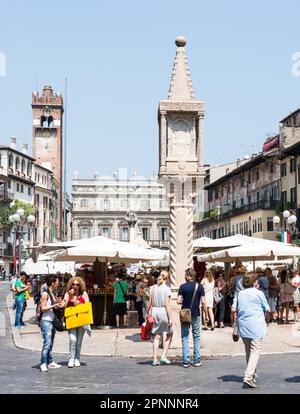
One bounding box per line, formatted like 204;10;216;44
283;210;291;219
9;215;15;223
16;208;25;217
272;216;280;225
13;213;20;222
288;214;297;224
27;215;35;224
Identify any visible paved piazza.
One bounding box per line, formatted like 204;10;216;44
1;282;300;395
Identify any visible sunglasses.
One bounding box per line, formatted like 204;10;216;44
72;283;79;286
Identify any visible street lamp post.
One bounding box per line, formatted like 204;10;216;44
9;208;36;274
272;210;297;243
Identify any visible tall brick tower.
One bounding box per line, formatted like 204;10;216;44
32;85;64;240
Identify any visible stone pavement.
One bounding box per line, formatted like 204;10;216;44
7;290;300;359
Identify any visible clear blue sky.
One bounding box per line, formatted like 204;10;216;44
0;0;300;191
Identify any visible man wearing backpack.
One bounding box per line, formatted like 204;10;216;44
177;268;207;368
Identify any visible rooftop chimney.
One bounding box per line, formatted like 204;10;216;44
10;136;16;149
22;143;28;155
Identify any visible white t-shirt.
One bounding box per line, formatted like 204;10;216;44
41;291;55;322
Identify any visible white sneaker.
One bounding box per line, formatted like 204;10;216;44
74;359;81;367
40;364;48;372
48;362;61;369
68;359;75;368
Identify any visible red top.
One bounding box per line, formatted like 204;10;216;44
68;294;85;306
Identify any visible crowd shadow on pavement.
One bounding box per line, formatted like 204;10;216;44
217;375;244;383
285;376;300;382
125;334;143;343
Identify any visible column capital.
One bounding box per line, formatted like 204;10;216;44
197;112;204;119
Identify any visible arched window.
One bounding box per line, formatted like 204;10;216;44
8;153;13;168
27;162;32;176
15;157;20;170
21;159;25;173
48;116;54;128
41;115;47;127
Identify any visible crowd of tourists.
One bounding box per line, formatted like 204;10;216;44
9;263;300;389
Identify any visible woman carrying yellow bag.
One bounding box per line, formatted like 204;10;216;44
62;277;91;368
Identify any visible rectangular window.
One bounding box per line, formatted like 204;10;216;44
208;191;212;202
101;227;111;238
248;172;251;184
267;217;274;232
20;184;24;193
258;218;263;232
232;225;235;235
161;227;168;241
281;191;287;209
256;170;259;181
233;200;236;209
290;158;296;173
80;228;91;239
121;227;129;241
241;198;244;207
248;196;251;205
281;162;287;177
256;192;260;202
270;162;274;174
28;187;31;196
142;227;149;241
7;180;11;189
291;187;296;204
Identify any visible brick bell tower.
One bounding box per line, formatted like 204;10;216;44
32;85;64;240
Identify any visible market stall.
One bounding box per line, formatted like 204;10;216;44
54;237;166;327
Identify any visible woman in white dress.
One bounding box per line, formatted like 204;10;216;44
201;270;215;331
147;271;173;366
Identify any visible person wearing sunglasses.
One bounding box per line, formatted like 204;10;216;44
62;277;90;368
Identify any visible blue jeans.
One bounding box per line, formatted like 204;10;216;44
40;320;56;365
181;316;201;365
15;298;26;327
68;327;85;361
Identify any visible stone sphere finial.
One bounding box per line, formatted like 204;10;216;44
175;36;186;47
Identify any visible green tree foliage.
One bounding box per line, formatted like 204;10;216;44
0;200;36;228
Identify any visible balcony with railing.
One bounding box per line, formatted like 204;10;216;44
0;189;14;202
195;199;280;229
148;239;170;249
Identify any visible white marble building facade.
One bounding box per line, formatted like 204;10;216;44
71;169;170;249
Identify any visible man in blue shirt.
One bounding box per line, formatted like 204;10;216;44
232;273;270;388
177;268;207;368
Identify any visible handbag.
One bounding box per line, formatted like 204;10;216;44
284;280;295;295
65;302;94;330
179;283;199;324
232;293;239;342
141;322;150;341
46;289;65;332
213;288;222;304
25;290;30;301
118;281;129;302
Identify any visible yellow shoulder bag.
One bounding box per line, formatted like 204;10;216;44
64;302;93;330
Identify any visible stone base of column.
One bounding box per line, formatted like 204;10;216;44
169;291;182;350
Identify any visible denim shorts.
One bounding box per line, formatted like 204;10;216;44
268;297;277;313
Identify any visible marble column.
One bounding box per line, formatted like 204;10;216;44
160;111;167;167
197;113;204;168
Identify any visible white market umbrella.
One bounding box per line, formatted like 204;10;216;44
198;242;300;263
55;238;166;263
23;257;76;275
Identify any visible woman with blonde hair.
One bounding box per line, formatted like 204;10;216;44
62;276;90;368
201;270;215;330
147;270;173;366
